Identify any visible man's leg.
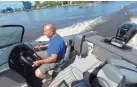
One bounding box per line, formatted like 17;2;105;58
35;63;56;79
35;69;47;79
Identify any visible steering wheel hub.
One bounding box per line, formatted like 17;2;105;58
20;51;38;66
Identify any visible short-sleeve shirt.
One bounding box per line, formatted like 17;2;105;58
47;34;66;62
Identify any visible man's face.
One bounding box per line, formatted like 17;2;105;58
43;28;53;38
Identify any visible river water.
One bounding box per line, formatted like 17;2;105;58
0;1;136;41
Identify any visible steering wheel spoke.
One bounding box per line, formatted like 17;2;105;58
20;51;38;66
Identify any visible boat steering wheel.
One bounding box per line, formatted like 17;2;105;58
20;51;40;66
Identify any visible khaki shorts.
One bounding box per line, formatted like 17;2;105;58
36;51;57;74
38;63;57;74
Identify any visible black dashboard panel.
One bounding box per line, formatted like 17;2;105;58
9;44;34;66
0;43;41;87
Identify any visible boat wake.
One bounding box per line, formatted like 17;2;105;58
127;34;137;49
127;17;137;49
35;16;110;41
35;15;137;50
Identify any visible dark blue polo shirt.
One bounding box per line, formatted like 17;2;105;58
47;34;65;62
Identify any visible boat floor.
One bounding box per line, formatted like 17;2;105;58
47;53;102;87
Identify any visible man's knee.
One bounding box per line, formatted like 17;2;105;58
35;69;45;79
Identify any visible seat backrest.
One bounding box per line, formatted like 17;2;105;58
73;34;85;55
53;40;72;73
73;34;88;57
107;57;137;83
97;64;126;87
80;41;89;57
63;39;72;61
73;31;98;57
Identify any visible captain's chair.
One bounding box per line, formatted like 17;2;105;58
84;64;126;87
107;57;137;86
52;39;72;77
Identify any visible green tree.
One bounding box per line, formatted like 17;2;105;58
63;1;69;5
40;1;62;7
35;1;40;6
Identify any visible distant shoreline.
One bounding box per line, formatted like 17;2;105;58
35;2;101;9
0;2;101;13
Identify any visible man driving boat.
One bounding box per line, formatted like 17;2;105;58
32;24;66;84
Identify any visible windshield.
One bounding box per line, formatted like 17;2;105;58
0;25;24;47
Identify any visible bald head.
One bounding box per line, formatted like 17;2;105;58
43;24;56;38
44;24;55;32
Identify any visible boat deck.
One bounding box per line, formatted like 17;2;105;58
48;53;102;87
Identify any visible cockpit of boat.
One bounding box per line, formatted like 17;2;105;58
0;22;137;87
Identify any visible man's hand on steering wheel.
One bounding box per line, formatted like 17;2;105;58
34;44;48;51
39;44;48;49
32;60;42;67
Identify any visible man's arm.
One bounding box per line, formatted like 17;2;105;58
39;54;57;63
32;54;57;67
39;44;48;48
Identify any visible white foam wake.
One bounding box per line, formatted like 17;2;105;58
35;15;137;49
127;34;137;49
130;16;137;24
127;17;137;49
35;16;110;42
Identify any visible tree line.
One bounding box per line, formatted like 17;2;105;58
34;1;100;8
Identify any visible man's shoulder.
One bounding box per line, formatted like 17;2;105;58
55;34;64;42
56;34;63;39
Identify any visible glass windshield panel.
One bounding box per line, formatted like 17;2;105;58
0;26;23;47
